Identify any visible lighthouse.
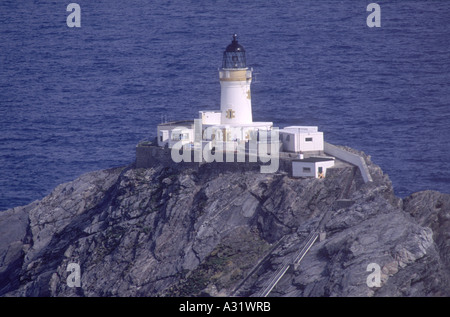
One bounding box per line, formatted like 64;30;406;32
157;34;274;149
219;34;253;125
141;34;337;177
147;34;332;175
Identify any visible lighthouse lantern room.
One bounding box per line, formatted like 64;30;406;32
219;34;254;125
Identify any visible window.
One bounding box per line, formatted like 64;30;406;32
305;137;313;142
303;167;311;173
160;136;163;142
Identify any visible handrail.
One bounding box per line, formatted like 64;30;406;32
293;232;318;270
259;231;319;297
231;236;286;296
259;262;291;297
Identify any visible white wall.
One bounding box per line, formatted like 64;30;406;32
168;128;194;148
158;129;169;147
324;142;373;183
292;161;315;177
292;159;335;178
199;111;222;125
298;132;324;152
280;130;324;152
220;69;253;125
280;131;295;152
315;160;335;178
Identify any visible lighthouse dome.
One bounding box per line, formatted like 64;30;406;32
225;34;245;52
222;34;247;69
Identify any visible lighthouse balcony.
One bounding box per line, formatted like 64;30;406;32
219;69;252;82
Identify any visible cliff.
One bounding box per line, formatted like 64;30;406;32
0;147;449;297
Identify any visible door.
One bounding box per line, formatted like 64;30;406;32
318;166;324;178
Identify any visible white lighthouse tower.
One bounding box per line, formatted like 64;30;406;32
158;34;273;149
219;34;253;125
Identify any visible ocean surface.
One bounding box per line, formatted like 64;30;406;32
1;0;449;211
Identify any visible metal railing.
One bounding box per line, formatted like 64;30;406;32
259;231;319;297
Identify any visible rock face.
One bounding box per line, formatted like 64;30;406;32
0;148;449;297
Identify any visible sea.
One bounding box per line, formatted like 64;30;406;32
1;0;449;211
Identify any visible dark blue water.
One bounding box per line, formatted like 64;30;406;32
1;0;449;211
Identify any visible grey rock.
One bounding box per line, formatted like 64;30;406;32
0;148;448;297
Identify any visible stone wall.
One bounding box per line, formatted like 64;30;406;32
136;142;371;181
135;143;291;175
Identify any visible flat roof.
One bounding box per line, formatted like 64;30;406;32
292;157;335;163
158;120;194;127
283;126;319;132
202;122;273;127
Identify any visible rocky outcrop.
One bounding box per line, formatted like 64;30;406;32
403;190;450;287
0;148;448;297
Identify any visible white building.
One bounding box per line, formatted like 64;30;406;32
279;126;324;153
157;120;194;148
292;157;335;178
